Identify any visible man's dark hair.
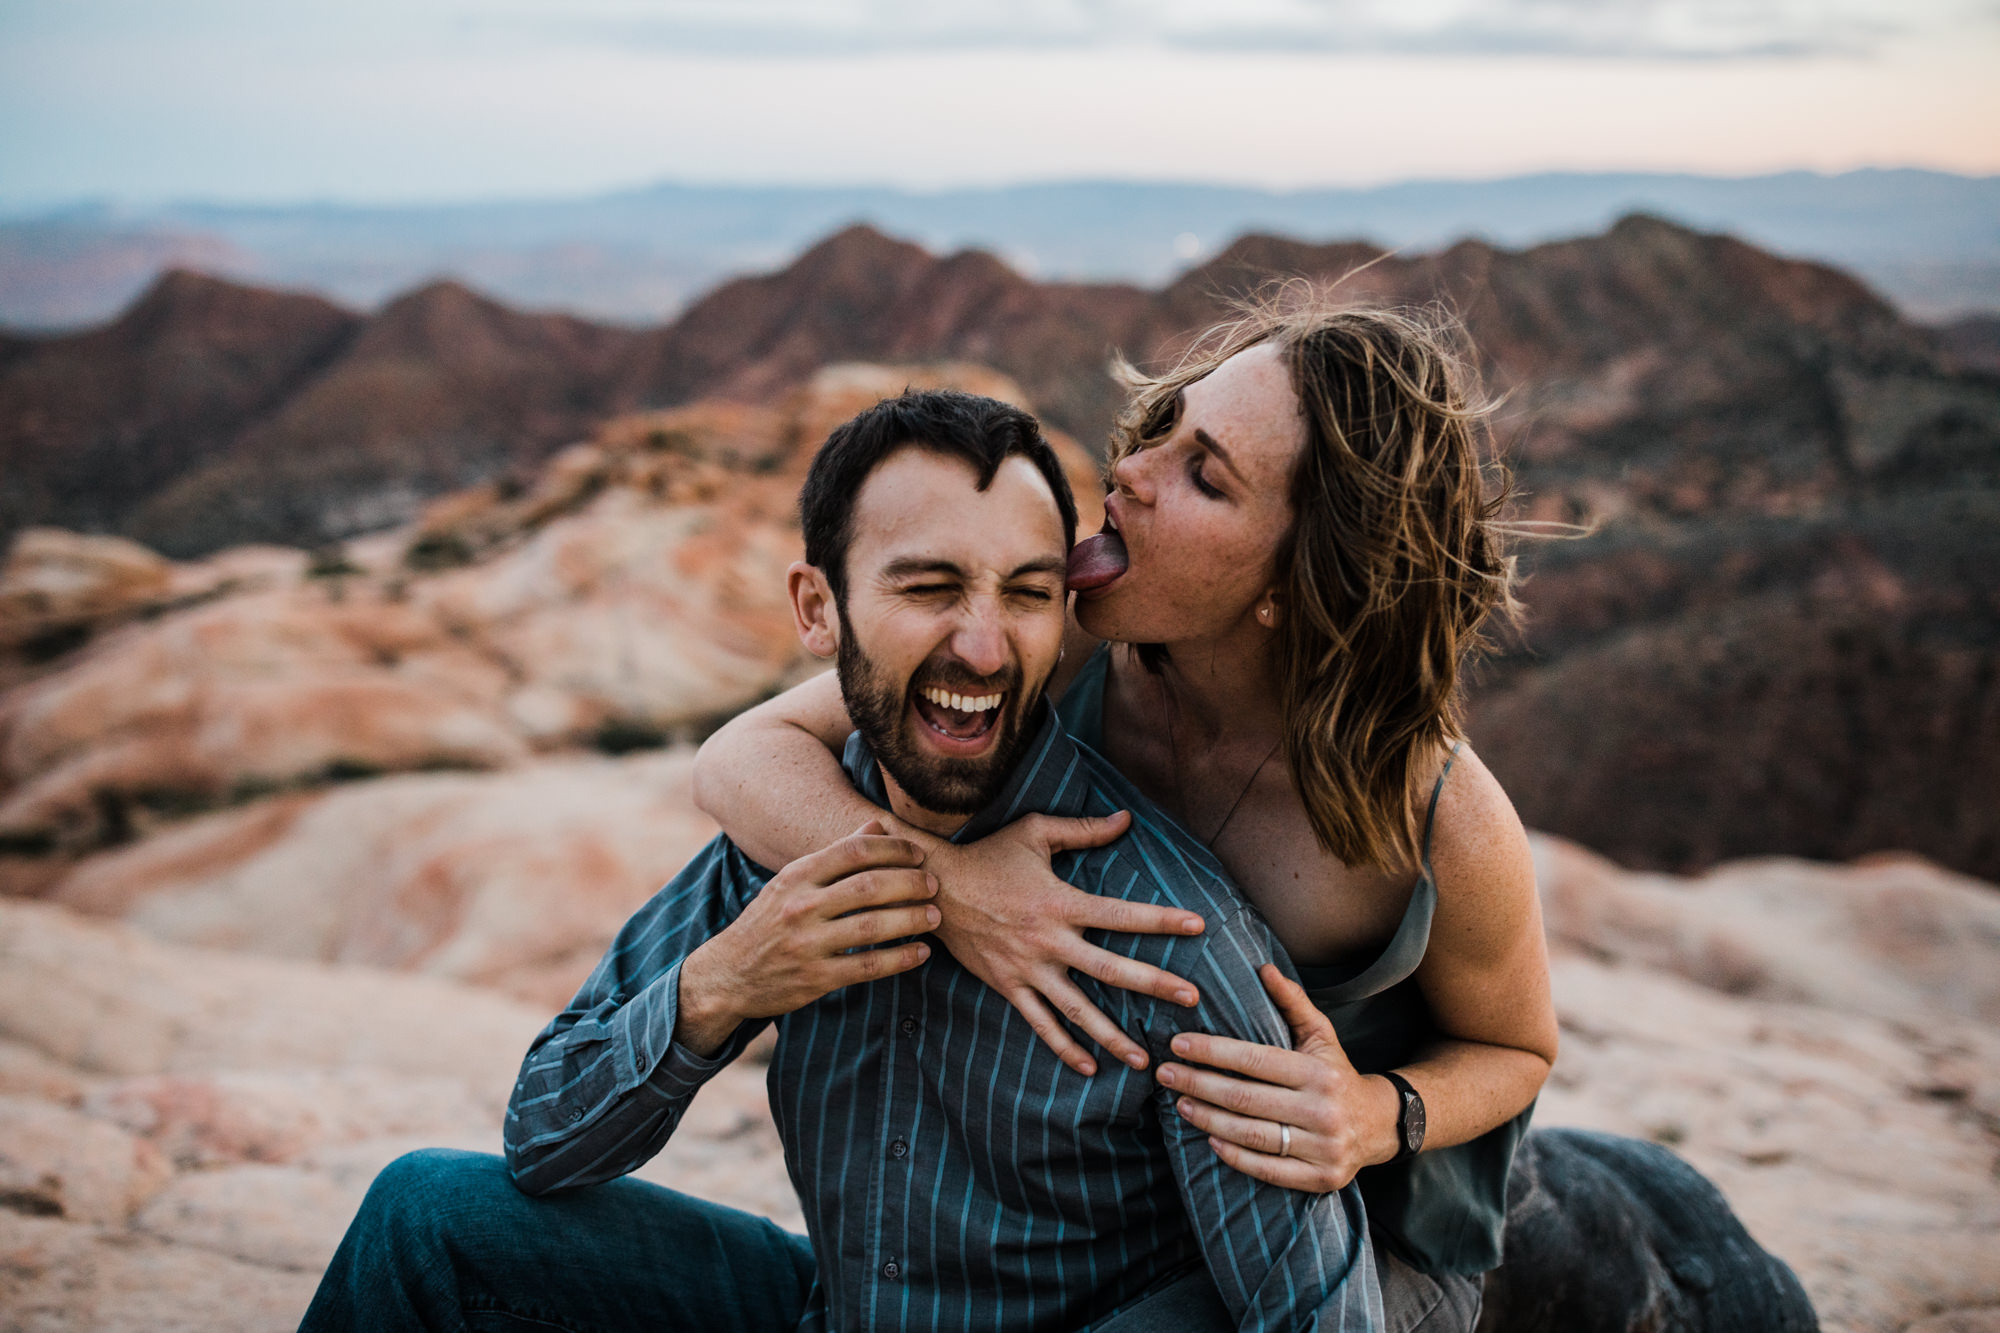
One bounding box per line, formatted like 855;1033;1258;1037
800;389;1079;603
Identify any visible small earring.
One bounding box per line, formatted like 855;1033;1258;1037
1258;606;1271;622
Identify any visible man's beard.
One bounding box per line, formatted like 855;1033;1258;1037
836;627;1039;817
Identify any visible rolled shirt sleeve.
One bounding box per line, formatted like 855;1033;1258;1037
503;837;771;1196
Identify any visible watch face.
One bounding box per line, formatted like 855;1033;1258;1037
1403;1092;1426;1153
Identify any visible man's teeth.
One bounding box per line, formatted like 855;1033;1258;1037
921;687;1002;713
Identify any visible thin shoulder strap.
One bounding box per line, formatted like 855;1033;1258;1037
1419;740;1465;871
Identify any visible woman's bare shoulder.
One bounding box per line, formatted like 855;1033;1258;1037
1423;744;1537;913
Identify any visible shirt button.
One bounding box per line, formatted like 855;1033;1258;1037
899;1016;917;1036
881;1260;901;1281
568;1108;583;1124
890;1138;909;1159
635;1055;646;1071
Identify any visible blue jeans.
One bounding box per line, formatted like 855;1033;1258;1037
297;1149;816;1332
301;1148;1463;1333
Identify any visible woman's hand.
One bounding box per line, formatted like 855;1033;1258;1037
1156;964;1403;1192
922;810;1207;1077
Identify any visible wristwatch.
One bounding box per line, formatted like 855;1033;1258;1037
1382;1071;1426;1163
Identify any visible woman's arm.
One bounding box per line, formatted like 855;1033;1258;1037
692;669;1208;1077
692;670;870;871
1393;745;1558;1148
1157;746;1557;1189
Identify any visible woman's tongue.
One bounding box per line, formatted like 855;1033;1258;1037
1066;531;1128;592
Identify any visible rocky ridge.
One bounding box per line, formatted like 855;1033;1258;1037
4;218;1995;882
10;215;1984;558
0;362;1101;894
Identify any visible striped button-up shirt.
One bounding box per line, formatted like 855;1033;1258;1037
505;704;1382;1333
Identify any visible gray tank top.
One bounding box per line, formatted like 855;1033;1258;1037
1056;645;1530;1275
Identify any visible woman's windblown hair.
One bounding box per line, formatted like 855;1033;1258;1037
1109;295;1522;872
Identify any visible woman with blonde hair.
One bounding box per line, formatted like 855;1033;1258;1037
696;300;1554;1328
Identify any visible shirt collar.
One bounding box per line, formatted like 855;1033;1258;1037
840;697;1083;843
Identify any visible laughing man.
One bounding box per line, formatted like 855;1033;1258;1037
299;390;1382;1333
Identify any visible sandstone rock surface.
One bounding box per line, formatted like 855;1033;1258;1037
0;589;528;857
0;899;797;1331
1533;834;2000;1026
0;361;1095;881
3;835;1998;1331
50;749;722;1005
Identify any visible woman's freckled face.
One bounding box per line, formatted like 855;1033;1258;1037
1078;343;1307;646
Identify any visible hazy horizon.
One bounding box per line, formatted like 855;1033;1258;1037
8;167;2000;330
7;163;1997;218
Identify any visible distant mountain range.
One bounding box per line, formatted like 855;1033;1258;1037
4;169;1998;330
4;213;1998;880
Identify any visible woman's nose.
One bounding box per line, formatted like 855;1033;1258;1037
1110;448;1155;504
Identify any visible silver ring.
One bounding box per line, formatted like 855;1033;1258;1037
1279;1124;1292;1158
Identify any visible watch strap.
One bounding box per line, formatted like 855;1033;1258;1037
1382;1070;1425;1163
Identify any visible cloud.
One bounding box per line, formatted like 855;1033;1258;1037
475;0;1973;61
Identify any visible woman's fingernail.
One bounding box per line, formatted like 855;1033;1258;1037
1176;990;1198;1006
1078;1060;1096;1076
924;906;940;926
1171;1035;1191;1055
1177;1098;1194;1116
925;873;938;894
1157;1066;1176;1086
1182;917;1203;933
1126;1051;1147;1069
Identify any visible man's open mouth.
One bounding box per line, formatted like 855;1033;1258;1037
912;685;1005;747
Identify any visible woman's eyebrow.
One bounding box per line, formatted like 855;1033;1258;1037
1193;428;1247;482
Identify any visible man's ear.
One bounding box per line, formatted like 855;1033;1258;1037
788;562;841;658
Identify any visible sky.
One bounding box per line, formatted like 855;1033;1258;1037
2;0;1997;206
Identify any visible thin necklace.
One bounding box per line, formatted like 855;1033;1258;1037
1159;673;1283;848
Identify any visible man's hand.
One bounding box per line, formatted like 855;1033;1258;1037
675;821;939;1056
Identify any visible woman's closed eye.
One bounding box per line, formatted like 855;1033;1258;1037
1189;459;1225;500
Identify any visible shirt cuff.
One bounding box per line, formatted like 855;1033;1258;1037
615;958;738;1097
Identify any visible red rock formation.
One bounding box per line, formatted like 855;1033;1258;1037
49;750;722;1006
0;589;529;857
3;216;1975;550
0;271;359;550
3;219;1997;881
620;226;1155;448
126;280;648;555
0;361;1096;883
